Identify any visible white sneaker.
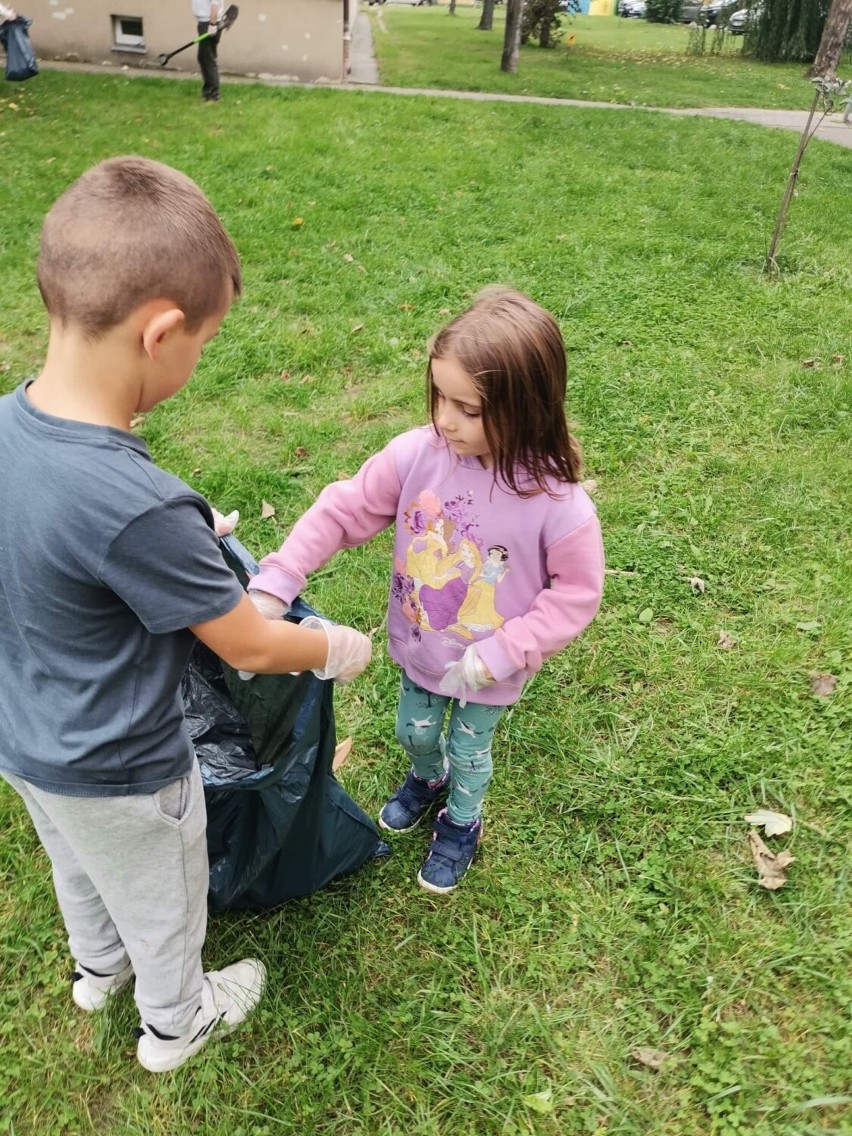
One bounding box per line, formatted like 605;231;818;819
136;958;266;1074
71;960;134;1012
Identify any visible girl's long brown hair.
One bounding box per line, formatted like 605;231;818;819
427;286;582;497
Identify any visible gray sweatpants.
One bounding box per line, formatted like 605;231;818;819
2;762;208;1036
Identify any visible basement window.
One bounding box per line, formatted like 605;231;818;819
112;15;145;52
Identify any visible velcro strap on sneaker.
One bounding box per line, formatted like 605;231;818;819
430;838;465;863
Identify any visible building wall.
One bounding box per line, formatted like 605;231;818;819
24;0;345;82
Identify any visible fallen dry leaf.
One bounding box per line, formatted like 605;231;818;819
689;576;706;594
748;831;794;890
832;354;845;365
745;808;793;837
260;500;276;520
357;265;368;275
809;672;837;697
343;253;354;263
351;323;364;333
398;303;415;311
279;369;291;381
294;446;309;459
800;358;820;369
717;629;737;649
605;568;639;577
129;415;145;429
292;217;304;227
299;374;314;385
631;1047;671;1071
332;736;353;772
581;478;598;495
439;307;451;315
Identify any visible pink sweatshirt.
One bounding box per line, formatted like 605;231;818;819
250;427;605;706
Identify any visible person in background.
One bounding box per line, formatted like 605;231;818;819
191;0;220;102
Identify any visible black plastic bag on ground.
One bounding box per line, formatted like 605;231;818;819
1;17;38;82
183;535;386;912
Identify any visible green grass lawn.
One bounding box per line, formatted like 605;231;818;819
1;69;851;1135
372;5;841;109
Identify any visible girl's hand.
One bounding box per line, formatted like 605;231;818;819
439;645;495;708
248;590;289;620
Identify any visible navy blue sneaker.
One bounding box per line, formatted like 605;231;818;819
417;809;482;894
379;768;449;833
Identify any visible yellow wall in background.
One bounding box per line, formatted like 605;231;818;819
589;0;616;13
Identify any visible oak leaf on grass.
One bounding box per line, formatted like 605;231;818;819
632;1047;671;1071
748;831;794;890
809;672;837;697
744;808;793;837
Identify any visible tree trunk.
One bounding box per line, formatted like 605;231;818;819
478;0;496;31
809;0;852;77
501;0;524;71
449;0;457;13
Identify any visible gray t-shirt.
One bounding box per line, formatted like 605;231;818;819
0;383;245;796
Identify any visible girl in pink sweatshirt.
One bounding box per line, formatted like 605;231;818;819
248;287;605;893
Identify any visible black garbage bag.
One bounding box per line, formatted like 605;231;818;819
0;16;38;82
184;534;386;912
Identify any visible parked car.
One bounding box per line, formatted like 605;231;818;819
702;0;742;25
619;0;647;16
678;1;704;20
678;0;741;24
728;3;761;33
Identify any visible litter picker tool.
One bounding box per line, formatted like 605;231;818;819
158;5;238;67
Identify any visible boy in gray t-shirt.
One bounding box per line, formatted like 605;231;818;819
0;157;372;1074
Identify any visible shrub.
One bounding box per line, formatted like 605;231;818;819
521;0;580;48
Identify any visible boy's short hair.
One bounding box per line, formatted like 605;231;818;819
37;156;242;338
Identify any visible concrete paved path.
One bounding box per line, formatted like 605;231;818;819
349;8;379;84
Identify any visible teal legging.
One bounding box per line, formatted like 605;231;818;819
394;672;505;825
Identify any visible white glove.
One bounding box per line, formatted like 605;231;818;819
438;645;494;708
248;590;289;621
211;508;239;536
237;591;292;680
300;616;372;683
208;21;218;33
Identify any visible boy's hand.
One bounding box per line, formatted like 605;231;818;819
439;646;495;708
300;616;372;683
211;507;239;536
